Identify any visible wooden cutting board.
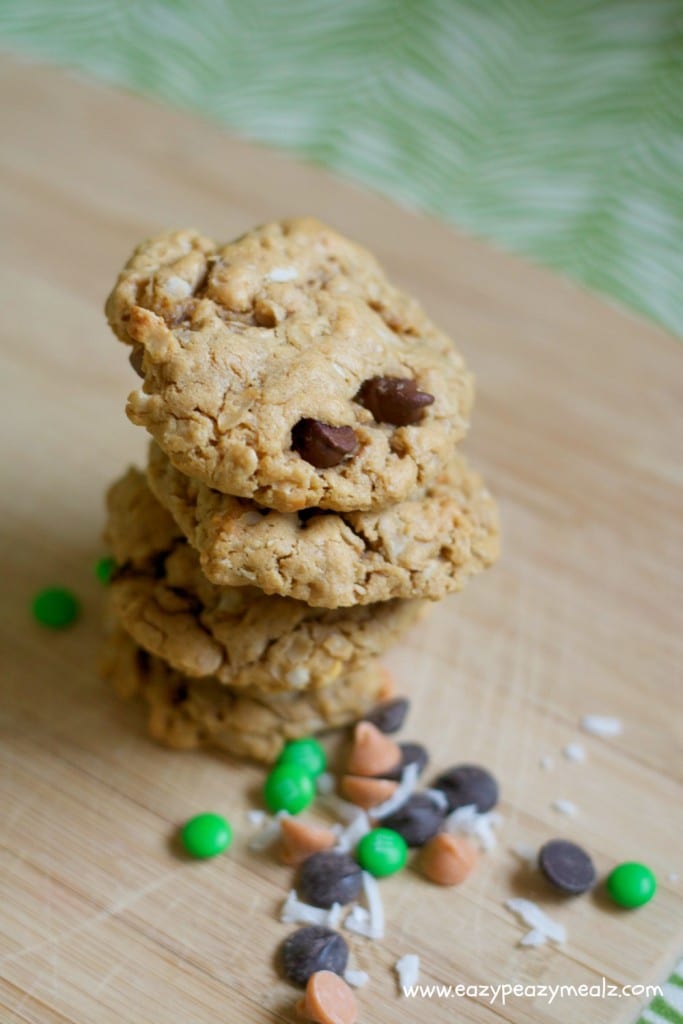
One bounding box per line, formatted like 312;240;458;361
1;56;681;1024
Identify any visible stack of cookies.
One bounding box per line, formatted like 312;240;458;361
100;218;499;763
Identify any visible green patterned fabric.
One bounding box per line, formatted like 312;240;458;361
0;0;681;336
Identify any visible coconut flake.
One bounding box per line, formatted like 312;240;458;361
162;275;192;299
344;968;369;988
563;742;586;763
551;799;578;816
246;809;265;826
505;898;566;945
248;810;288;850
512;842;537;865
280;890;342;927
580;715;622;738
443;804;503;851
316;772;336;796
371;761;420;819
334;810;371;852
423;788;449;811
266;266;298;282
395;954;420;993
539;755;554;771
318;792;363;823
519;929;547;947
344;872;384;940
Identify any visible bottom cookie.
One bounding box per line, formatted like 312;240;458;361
100;629;391;764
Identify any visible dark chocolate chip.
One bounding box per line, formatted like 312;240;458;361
356;376;434;426
379;793;445;847
129;344;145;377
378;742;429;781
280;925;349;986
297;851;363;908
431;764;499;813
291;419;358;468
538;839;596;895
362;697;410;735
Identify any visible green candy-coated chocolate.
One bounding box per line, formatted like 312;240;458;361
606;862;656;908
276;737;327;778
94;556;117;585
356;827;408;877
32;587;80;629
263;764;315;814
181;812;233;859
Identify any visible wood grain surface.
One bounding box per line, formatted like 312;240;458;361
0;56;681;1024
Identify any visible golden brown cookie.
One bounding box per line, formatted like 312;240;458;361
100;628;387;764
105;467;427;690
105;218;473;513
147;442;500;608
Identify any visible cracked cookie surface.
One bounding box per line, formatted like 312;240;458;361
100;628;387;764
105;218;473;512
147;442;500;608
105;467;426;690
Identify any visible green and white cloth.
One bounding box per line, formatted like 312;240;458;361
0;3;681;1017
0;0;681;337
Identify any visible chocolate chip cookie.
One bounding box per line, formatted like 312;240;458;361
105;467;427;690
146;442;500;608
105;218;473;512
100;628;387;764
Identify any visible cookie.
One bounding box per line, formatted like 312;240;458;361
105;467;427;690
105;218;473;512
100;628;387;764
147;442;500;608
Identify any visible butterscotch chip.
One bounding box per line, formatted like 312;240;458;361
100;629;388;764
147;440;500;608
279;818;337;867
420;832;478;885
296;970;358;1024
346;721;401;777
105;218;473;513
339;774;398;811
105;467;426;692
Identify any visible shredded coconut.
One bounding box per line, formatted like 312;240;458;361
551;798;578;816
280;890;342;928
423;788;449;811
246;809;265;826
344;872;384;940
539;755;554;771
395;954;420;993
334;810;371;852
371;761;420;819
248;810;288;850
580;715;622;738
162;275;192;299
519;929;548;947
443;804;503;851
563;742;586;762
512;842;537;864
344;968;369;988
318;792;364;823
505;898;566;945
266;266;298;282
316;772;336;796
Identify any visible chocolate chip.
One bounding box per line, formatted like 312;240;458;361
280;926;349;986
291;419;358;468
379;742;428;781
297;851;363;908
362;697;410;735
356;376;434;426
538;839;596;895
129;344;145;377
380;793;446;847
431;764;499;813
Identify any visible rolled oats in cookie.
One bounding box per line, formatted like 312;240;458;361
105;218;474;512
99;629;388;764
105;467;426;691
147;441;500;608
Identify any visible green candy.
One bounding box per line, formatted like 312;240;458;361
606;862;656;908
276;737;327;778
94;556;117;585
181;812;233;859
356;827;408;877
263;764;315;814
32;587;80;629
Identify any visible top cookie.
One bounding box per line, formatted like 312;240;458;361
105;218;473;512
